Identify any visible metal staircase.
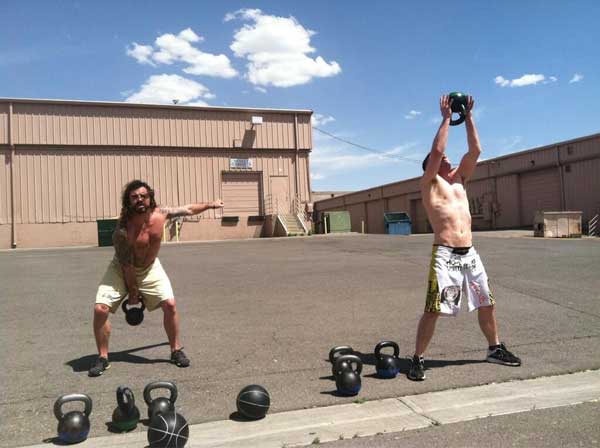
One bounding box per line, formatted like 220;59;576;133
265;195;310;236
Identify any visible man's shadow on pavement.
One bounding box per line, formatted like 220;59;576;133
65;342;171;372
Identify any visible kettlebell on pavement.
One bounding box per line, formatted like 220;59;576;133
333;354;362;396
111;386;140;432
144;381;178;420
374;340;400;379
54;393;93;444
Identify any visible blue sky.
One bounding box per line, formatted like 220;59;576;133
1;1;598;191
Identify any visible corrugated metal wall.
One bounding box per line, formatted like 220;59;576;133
0;150;9;224
11;148;310;224
315;133;600;234
4;102;312;150
563;158;600;220
0;104;7;144
519;168;561;226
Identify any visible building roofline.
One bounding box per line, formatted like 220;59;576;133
0;97;313;115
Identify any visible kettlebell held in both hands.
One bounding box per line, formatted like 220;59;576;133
328;345;355;376
122;296;145;326
144;381;178;420
53;393;93;444
448;92;469;126
111;386;140;432
333;354;363;396
374;340;400;379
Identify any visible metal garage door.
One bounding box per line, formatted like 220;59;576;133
222;172;261;216
520;168;561;226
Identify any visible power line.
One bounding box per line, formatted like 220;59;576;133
312;126;422;163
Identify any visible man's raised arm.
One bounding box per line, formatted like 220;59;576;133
159;200;225;219
456;96;481;182
422;95;452;183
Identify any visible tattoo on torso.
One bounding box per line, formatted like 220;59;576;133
112;228;134;266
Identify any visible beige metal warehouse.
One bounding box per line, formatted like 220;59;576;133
314;133;600;235
0;98;313;249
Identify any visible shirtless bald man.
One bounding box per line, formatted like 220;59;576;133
408;96;521;381
89;179;224;377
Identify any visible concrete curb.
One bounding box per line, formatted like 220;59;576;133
23;370;600;448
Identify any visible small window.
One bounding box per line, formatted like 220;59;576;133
565;165;571;173
567;146;573;155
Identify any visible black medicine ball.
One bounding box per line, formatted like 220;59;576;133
236;384;270;420
147;411;189;448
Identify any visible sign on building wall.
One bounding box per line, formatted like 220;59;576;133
230;158;253;169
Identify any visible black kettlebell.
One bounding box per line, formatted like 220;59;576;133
53;393;92;444
111;386;140;432
329;345;355;376
449;91;469;126
333;354;362;396
122;296;145;326
144;381;178;420
374;340;400;379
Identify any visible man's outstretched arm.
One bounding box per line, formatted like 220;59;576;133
159;199;225;219
456;96;481;182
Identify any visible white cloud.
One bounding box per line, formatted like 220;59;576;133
125;74;214;105
254;86;267;93
226;8;341;87
404;110;421;120
312;113;335;127
127;28;237;79
494;73;552;87
310;172;325;180
126;43;155;66
311;140;420;172
569;73;584;84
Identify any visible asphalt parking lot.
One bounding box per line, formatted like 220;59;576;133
1;232;599;447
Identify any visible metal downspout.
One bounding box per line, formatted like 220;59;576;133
8;102;16;248
557;145;566;211
293;114;300;205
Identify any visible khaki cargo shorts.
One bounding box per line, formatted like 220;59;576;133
95;257;174;312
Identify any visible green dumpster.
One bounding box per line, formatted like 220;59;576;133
324;211;352;233
97;219;118;247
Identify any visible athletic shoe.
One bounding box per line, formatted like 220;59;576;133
407;355;426;381
171;348;190;367
486;343;521;366
88;356;110;377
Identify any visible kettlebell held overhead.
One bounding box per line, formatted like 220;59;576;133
448;91;469;126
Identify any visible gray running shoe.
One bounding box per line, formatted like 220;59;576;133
88;356;111;377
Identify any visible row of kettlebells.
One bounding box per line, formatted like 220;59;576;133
53;380;270;446
329;340;401;396
54;381;186;446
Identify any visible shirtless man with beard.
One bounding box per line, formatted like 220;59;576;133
407;96;521;381
89;179;224;377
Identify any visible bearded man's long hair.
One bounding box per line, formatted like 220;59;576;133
118;180;157;227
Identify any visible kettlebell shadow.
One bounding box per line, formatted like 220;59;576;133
65;342;170;372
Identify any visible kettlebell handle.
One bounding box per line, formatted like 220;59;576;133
116;386;135;412
334;354;363;375
54;393;93;420
328;345;354;363
374;341;400;359
121;297;146;313
143;381;178;406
